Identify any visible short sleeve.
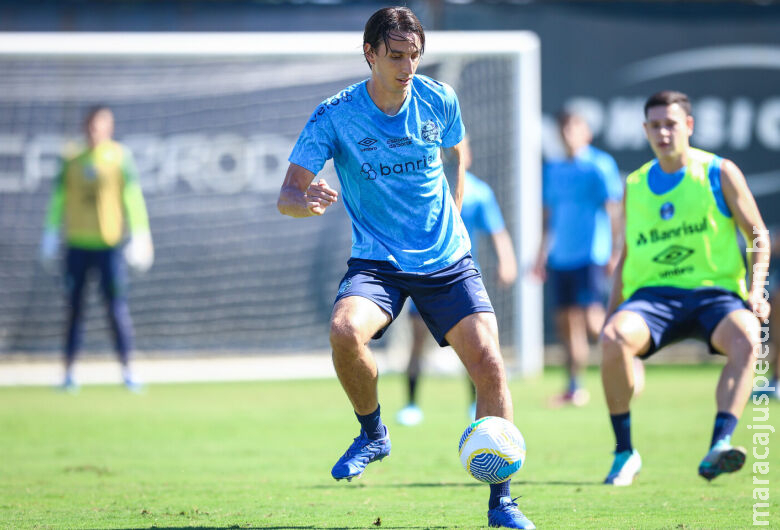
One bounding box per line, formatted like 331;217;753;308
439;83;465;149
595;152;623;201
479;186;506;235
288;105;337;175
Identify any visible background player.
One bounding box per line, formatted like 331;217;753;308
534;110;625;407
396;136;517;426
277;7;534;528
600;90;769;486
40;106;153;392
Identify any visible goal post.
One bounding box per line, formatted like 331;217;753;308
0;31;542;376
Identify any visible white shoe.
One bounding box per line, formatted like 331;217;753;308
604;449;641;486
396;404;423;426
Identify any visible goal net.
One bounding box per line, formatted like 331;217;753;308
0;32;542;374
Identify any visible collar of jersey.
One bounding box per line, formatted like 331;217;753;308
361;78;412;118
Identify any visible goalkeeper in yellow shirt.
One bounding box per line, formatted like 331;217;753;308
40;106;153;392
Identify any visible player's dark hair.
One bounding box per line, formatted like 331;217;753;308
84;104;112;124
555;109;582;128
644;91;692;118
363;6;425;69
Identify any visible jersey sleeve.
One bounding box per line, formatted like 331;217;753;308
478;185;506;235
43;163;66;231
288;105;337;175
439;83;465;149
595;152;623;201
541;163;553;208
120;148;151;235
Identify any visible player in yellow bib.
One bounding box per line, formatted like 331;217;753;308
40;106;154;392
600;91;770;485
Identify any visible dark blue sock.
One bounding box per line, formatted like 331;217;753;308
710;411;738;448
610;412;632;453
489;480;511;509
356;405;385;440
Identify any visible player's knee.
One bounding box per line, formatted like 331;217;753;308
467;348;505;384
329;318;364;353
601;321;637;361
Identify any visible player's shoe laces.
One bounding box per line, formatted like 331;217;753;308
487;496;536;529
698;438;746;481
331;426;391;481
396;404;424;426
604;449;641;486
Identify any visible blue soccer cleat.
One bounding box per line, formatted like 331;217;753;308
698;439;746;481
604;449;641;486
331;427;391;481
487;496;536;529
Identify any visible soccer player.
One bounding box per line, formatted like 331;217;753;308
601;90;770;486
277;7;534;528
40;106;153;392
533;111;625;407
396;136;517;426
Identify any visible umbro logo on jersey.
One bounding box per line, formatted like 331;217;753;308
652;245;694;266
358;138;378;152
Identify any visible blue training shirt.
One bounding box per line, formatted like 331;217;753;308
543;145;623;269
289;75;470;273
460;171;506;266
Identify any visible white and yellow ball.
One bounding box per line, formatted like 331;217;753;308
458;416;526;484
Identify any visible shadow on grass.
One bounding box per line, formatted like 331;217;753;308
310;479;600;489
109;526;448;529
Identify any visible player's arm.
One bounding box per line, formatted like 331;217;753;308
39;165;66;271
277;163;338;218
720;158;771;320
121;149;154;272
606;199;624;275
491;229;518;287
604;193;628;319
445;140;467;212
532;207;550;281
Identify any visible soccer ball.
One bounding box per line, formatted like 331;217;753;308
458;416;526;484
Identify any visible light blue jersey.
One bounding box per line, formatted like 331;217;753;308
543;145;622;269
461;171;505;266
289;75;469;273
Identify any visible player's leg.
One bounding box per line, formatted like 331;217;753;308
397;305;427;426
62;248;89;390
600;310;651;485
698;308;759;480
447;312;534;529
329;293;395;481
551;306;589;406
98;247;138;390
446;311;511;421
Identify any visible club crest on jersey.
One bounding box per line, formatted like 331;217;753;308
421;120;440;144
660;202;675;220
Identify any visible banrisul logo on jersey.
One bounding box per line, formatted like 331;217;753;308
359;154;436;180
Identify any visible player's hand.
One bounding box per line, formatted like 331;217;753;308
497;261;517;287
39;229;61;274
530;254;547;282
305;179;338;216
748;290;771;323
124;232;154;274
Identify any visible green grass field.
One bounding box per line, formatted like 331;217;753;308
1;364;778;529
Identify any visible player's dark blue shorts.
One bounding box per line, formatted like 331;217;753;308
548;264;605;308
617;286;749;357
334;253;494;346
